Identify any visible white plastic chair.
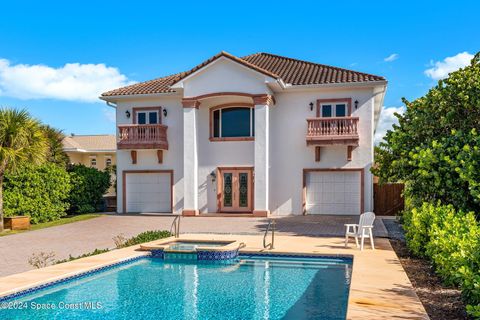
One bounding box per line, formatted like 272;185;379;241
344;212;375;250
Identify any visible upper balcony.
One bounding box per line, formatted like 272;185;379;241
117;124;169;150
306;117;359;146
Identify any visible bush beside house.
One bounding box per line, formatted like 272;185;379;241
3;164;71;223
403;203;480;317
373;53;480;317
67;164;111;214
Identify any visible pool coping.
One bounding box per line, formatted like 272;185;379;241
0;234;429;319
139;236;243;253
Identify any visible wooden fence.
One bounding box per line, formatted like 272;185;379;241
374;183;405;216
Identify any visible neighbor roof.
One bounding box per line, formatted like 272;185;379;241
62;135;116;152
101;51;385;97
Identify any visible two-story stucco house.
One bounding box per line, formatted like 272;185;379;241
100;51;386;217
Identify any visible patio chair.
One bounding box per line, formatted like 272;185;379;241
344;212;375;250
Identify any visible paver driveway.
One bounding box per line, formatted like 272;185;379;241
0;214;387;277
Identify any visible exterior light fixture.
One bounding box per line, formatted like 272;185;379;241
354;100;359;109
210;170;216;181
125;110;131;118
309;102;314;111
163;108;168;117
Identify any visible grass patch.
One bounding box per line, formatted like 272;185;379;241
0;214;101;237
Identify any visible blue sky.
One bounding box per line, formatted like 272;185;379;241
0;0;478;141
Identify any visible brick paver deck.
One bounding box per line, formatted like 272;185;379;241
0;214;387;277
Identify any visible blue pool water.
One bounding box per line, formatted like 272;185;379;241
0;255;352;320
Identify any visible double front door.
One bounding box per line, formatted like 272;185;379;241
218;168;253;212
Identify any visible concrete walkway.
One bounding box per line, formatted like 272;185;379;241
0;214;387;277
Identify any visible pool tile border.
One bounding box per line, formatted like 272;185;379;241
0;255;148;303
239;252;353;262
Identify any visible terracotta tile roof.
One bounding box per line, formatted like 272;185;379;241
101;52;385;97
62;135;116;151
242;52;385;85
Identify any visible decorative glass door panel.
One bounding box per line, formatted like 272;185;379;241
238;173;249;208
218;168;252;212
223;173;233;208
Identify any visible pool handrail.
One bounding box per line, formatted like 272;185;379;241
263;219;275;249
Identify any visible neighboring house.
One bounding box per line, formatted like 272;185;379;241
62;134;117;196
101;51;386;216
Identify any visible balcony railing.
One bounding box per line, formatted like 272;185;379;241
306;117;359;146
117;124;168;150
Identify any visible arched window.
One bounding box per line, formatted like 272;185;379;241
210;105;254;140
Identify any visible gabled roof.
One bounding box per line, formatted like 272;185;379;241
62;135;116;152
101;51;386;97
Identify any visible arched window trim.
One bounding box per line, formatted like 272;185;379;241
209;103;255;142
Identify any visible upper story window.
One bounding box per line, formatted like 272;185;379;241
211;105;254;141
320;103;346;117
105;156;112;167
133;107;161;125
316;98;351;118
90;156;97;167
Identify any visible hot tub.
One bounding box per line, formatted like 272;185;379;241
140;238;244;260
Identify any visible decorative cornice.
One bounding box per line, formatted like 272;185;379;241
252;94;275;106
182;99;200;108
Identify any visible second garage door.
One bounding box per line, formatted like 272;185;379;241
305;170;361;215
125;172;172;213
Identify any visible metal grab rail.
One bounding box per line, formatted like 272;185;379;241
170;215;181;238
263;219;275;249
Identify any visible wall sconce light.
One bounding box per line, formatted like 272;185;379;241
309;102;314;111
354;100;359;109
163;108;168;117
125;110;131;118
209;170;216;182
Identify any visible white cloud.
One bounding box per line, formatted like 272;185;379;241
384;53;399;62
0;58;134;102
374;106;406;145
102;107;116;123
424;52;474;80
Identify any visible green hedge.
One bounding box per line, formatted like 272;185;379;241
403;202;480;317
67;164;111;214
3;164;71;223
117;230;172;248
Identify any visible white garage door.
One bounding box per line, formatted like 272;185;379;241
125;172;171;213
306;171;361;215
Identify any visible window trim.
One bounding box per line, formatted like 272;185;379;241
105;156;112;167
209;103;255;142
316;98;352;117
132;106;162;124
89;155;97;167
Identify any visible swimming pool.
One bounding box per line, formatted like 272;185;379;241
0;255;352;320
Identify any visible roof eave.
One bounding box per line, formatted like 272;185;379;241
99;91;181;102
64;148;117;153
282;80;388;90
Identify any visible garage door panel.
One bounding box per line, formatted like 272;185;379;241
125;172;171;213
306;171;361;215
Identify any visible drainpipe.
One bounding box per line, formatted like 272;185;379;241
106;101;117;108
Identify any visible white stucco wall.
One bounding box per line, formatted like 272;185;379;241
269;88;374;215
182;58;271;97
115;96;184;213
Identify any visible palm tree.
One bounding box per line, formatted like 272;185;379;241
41;125;69;167
0;109;48;231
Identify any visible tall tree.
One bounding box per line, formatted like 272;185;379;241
0;109;48;231
41;125;69;167
373;52;480;213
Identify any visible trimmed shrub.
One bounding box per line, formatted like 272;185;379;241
67;164;111;213
3;163;71;223
403;202;480;317
116;230;171;248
